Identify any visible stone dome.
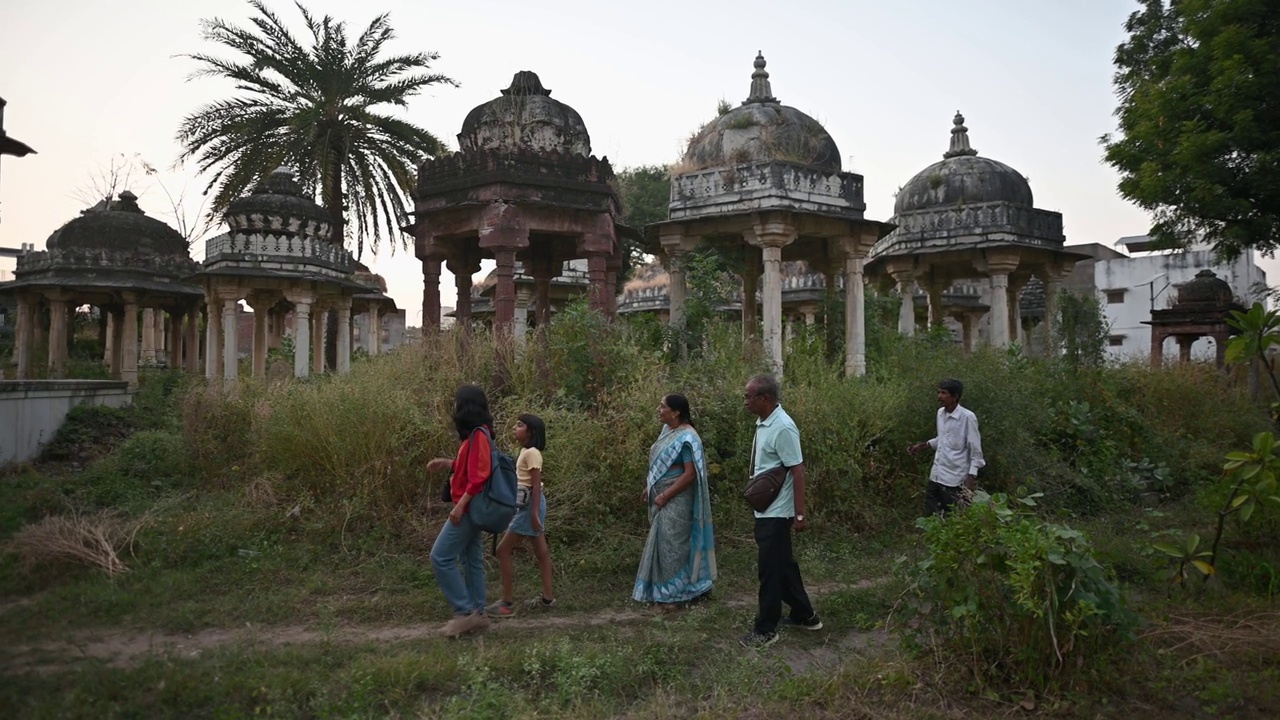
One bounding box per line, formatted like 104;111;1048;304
225;166;332;235
894;113;1033;215
458;71;591;156
681;53;841;173
354;261;388;293
1175;269;1234;306
45;191;188;257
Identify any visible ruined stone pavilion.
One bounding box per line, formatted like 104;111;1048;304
197;167;372;380
869;113;1089;350
649;53;893;375
411;71;627;335
3;191;203;388
1145;269;1242;368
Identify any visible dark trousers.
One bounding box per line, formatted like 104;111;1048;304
924;481;965;516
753;517;814;634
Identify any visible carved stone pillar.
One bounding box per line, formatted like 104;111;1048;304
985;253;1020;348
292;300;312;378
48;298;69;379
514;289;531;341
527;255;556;331
166;311;182;369
1213;331;1229;369
845;253;867;376
312;304;327;374
960;313;976;354
586;253;608;315
1177;335;1196;363
1009;277;1029;345
204;296;221;379
1150;330;1165;368
335;298;352;374
886;260;917;337
660;230;693;335
121;300;140;389
220;297;238;381
749;218;798;374
421;258;442;334
493;248;518;335
141;308;156;364
185;308;200;373
605;252;622;318
927;283;945;329
14;296;34;379
448;256;480;329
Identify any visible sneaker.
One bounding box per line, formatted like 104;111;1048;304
738;630;779;649
779;613;823;631
486;600;515;618
527;596;556;610
442;611;490;637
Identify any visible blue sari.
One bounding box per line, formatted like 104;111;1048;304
633;425;717;603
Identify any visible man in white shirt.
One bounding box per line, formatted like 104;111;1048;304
908;379;985;516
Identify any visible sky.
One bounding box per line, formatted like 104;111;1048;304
2;0;1251;324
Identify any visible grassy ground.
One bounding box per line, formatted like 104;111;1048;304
1;469;1277;719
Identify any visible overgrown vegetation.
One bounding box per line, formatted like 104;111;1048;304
2;307;1277;718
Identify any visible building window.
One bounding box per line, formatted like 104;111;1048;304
1106;290;1126;304
1108;335;1126;347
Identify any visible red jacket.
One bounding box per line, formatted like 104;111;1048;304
450;427;492;506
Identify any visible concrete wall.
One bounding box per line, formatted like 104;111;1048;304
1094;249;1266;361
0;380;132;466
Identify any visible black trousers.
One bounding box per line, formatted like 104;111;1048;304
753;517;814;634
924;481;965;516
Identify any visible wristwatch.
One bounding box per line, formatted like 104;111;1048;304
795;515;805;522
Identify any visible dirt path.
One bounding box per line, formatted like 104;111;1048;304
0;579;891;674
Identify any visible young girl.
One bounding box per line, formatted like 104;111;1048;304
487;414;555;617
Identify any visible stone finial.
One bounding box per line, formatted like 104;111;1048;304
943;111;979;159
501;71;553;97
744;52;778;105
114;190;144;214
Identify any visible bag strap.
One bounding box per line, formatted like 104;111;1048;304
749;424;787;477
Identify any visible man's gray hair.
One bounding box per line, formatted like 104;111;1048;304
749;374;780;401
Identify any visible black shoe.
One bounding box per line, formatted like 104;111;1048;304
738;630;779;649
779;613;823;631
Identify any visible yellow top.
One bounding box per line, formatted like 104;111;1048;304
516;447;543;487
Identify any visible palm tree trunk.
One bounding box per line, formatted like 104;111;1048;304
323;154;345;371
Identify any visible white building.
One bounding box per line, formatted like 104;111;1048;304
1096;235;1266;361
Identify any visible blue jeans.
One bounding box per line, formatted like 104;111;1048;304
430;512;486;616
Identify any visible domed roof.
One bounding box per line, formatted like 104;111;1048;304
1175;269;1234;306
681;53;841;173
458;71;591;156
45;190;187;256
894;113;1033;215
353;261;388;293
226;166;332;230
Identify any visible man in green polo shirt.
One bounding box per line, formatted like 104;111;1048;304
739;374;821;649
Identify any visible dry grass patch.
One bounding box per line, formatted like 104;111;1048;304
4;509;146;576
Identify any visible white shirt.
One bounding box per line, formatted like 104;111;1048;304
927;404;985;487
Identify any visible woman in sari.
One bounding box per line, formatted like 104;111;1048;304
633;393;717;606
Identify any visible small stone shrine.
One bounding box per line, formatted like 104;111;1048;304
411;71;627;335
868;113;1088;349
649;53;893;375
3;191;203;387
197;167;371;380
1145;269;1242;368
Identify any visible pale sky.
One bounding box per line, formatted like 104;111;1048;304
3;0;1256;322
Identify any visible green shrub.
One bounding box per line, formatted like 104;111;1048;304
70;430;191;510
896;491;1137;690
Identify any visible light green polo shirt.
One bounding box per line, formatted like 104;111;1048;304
751;404;804;519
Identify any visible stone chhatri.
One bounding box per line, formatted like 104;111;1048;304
894;112;1033;215
458;71;591;157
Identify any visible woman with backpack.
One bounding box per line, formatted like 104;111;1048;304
425;384;495;637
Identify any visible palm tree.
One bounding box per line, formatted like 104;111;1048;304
177;0;456;258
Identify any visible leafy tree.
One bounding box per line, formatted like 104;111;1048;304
1101;0;1280;259
177;0;456;258
615;164;670;281
1053;290;1111;371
